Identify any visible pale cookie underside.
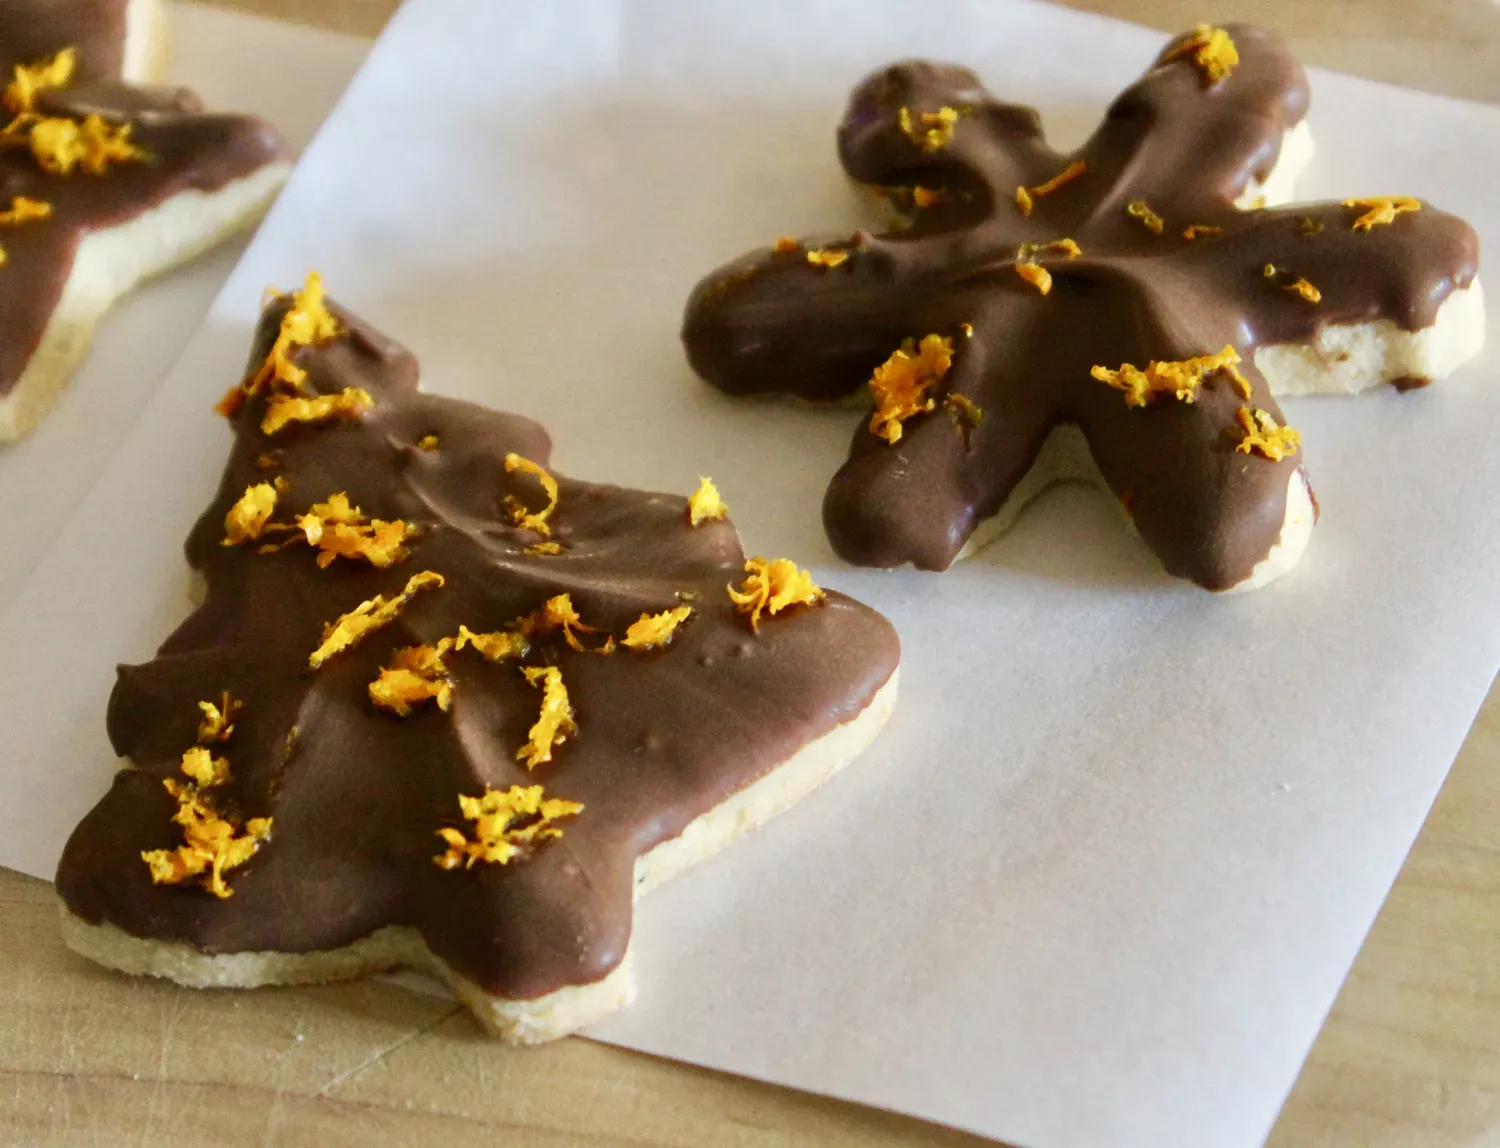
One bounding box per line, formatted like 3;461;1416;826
1257;278;1487;397
0;162;290;442
60;669;900;1045
953;426;1314;592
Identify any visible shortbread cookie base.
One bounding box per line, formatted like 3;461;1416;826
0;161;291;442
124;0;169;83
1257;278;1486;396
60;669;900;1044
955;425;1314;592
1234;119;1314;210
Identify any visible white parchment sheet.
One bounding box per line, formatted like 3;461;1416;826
2;4;1496;1148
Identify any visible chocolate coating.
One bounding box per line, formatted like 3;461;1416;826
0;0;136;84
56;303;900;999
682;26;1480;589
0;57;285;399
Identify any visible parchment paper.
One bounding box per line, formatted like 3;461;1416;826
2;4;1496;1148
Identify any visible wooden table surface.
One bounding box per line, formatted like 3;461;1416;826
5;2;1499;1145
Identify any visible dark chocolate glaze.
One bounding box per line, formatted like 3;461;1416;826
0;0;136;84
55;303;901;999
681;25;1481;589
0;74;285;399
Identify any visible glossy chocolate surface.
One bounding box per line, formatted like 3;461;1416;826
57;303;900;998
682;26;1480;588
1;0;135;83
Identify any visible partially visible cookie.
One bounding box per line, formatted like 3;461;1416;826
1;0;168;88
682;25;1484;591
56;277;901;1043
0;44;290;441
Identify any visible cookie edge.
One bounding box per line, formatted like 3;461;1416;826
59;667;900;1043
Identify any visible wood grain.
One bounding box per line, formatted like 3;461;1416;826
5;2;1499;1145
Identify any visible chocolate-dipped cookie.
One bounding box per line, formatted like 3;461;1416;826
1;0;166;88
0;36;289;441
682;24;1484;590
56;276;901;1043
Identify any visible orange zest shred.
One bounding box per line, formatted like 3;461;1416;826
1234;405;1301;461
773;236;799;254
1016;238;1082;261
24;113;146;175
1092;345;1250;408
1182;224;1223;240
296;492;410;568
308;570;444;670
867;334;954;444
223;483;278;545
196;693;244;743
1343;196;1420;231
454;624;530;663
1014;261;1053;295
897;105;960;152
517;666;576;770
1284;277;1321;303
532;593;614;654
1162;24;1239;86
238;271;343;407
1126;199;1166;235
960;321;974;337
805;247;849;269
178;745;230;788
945;392;984;431
417;434;439;451
687;476;727;526
0;195;50;224
622;606;693;650
369;639;454;716
912;186;940;208
503;453;559;538
143;792;272;899
1014;161;1086;217
141;741;271;899
3;48;75;115
728;557;825;631
433;785;582;870
261;387;373;435
526;541;564;556
0;195;51;265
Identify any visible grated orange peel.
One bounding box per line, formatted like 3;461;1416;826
728;557;825;630
1092;344;1251;407
308;571;444;670
687;476;727;526
434;785;582;870
867;334;954;444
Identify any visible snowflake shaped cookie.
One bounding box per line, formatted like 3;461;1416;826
683;24;1483;590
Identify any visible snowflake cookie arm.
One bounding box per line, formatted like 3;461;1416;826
835;59;1058;212
683;231;956;402
820;302;1051;569
1076;24;1309;224
1077;350;1305;591
1171;200;1481;373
